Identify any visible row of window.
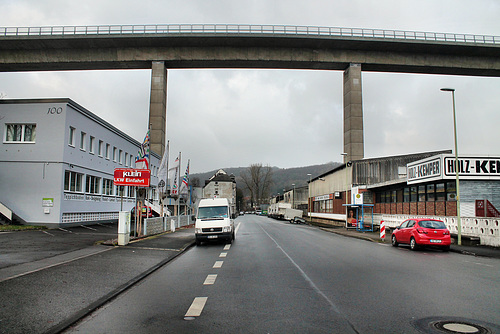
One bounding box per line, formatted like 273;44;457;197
64;170;137;197
4;124;36;143
68;126;139;167
376;181;457;203
68;126;159;176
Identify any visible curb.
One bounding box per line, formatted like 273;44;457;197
43;239;196;334
320;227;500;258
320;227;380;243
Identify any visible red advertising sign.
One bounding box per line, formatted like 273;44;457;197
114;168;151;187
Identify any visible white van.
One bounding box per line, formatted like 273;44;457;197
195;198;235;245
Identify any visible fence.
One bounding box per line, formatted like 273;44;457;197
140;215;193;237
375;214;500;247
1;24;498;45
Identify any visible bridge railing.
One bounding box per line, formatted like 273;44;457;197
1;24;498;45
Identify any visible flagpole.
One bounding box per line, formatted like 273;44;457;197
178;152;181;228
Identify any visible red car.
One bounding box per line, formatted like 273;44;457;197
391;218;451;251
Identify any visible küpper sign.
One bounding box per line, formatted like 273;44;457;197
114;168;150;187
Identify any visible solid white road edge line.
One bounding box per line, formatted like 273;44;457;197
185;297;208;317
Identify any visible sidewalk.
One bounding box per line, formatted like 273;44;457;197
320;226;500;259
0;227;196;334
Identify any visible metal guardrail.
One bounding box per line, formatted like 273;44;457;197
0;24;498;45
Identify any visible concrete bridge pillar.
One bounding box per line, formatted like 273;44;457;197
149;61;167;156
343;63;364;162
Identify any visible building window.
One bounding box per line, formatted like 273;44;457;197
128;186;135;198
119;149;123;164
426;184;435;201
446;182;457;201
117;186;126;197
113;147;117;162
418;186;426;202
86;175;101;194
391;190;397;203
403;188;410;202
129;154;133;167
69;127;75;146
105;144;110;159
124;153;128;167
410;186;418;202
98;140;103;157
80;132;86;151
5;124;36;143
89;136;95;154
64;171;83;192
102;178;114;196
436;183;446;201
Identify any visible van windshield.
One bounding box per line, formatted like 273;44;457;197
198;206;228;219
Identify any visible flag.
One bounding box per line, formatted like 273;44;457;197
157;141;169;189
168;155;180;196
179;160;190;196
135;130;150;170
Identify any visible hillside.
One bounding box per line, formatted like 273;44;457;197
190;162;341;197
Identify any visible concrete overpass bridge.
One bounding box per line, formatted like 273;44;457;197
1;24;499;160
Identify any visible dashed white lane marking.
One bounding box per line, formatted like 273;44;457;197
223;244;231;250
41;230;55;236
219;252;227;258
185;297;208;317
58;227;72;233
213;261;224;268
204;274;217;285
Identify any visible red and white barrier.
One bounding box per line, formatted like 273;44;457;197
380;220;386;240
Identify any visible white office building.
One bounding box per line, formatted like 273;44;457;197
0;98;161;227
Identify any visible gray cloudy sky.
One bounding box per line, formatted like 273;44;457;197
1;0;499;173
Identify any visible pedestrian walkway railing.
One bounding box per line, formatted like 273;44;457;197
377;214;500;247
1;24;498;45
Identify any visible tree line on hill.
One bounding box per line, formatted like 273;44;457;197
190;162;341;207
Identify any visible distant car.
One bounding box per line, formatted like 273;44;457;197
130;206;158;221
391;218;451;251
290;217;306;224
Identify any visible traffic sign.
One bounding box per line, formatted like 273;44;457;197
114;168;150;187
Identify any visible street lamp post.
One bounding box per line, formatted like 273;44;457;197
341;153;348;227
441;87;462;246
292;183;295;209
307;173;312;222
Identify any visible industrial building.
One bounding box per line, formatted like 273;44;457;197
307;150;500;246
0;98;161;227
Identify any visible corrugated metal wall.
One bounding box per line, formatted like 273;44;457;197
352;151;451;186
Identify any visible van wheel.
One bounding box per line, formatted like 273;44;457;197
195;238;201;246
227;236;233;244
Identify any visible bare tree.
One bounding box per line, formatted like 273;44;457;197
240;163;273;208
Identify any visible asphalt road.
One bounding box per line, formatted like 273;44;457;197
65;215;500;334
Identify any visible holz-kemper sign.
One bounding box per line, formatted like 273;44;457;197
407;155;500;184
114;168;150;187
